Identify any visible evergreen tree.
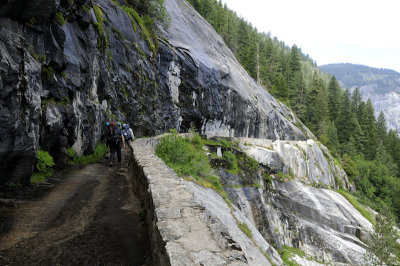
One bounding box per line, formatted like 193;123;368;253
365;205;399;266
288;45;305;117
351;87;363;120
327;76;341;124
375;141;398;177
305;73;327;133
270;73;289;104
337;89;357;144
376;111;388;142
359;100;377;160
319;120;339;156
386;129;400;175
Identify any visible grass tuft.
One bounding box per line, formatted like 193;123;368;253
280;245;323;265
238;222;253;239
68;142;107;165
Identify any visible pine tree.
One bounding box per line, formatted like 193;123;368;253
327;76;341;124
305;73;327;133
319;120;339;156
365;205;399;265
351;87;363;120
359;100;377;160
270;73;289;104
337;89;357;144
376;111;387;142
386;129;400;175
375;141;398;176
288;45;302;109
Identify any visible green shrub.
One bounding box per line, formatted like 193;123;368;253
219;138;232;148
223;151;238;172
36;147;55;172
156;130;229;203
32;147;55;184
263;172;273;186
190;132;203;147
342;153;359;182
239;154;258;172
68;142;107;165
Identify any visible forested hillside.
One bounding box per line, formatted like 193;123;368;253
187;0;400;227
321;63;400;133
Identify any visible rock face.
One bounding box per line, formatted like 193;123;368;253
130;137;283;265
218;138;371;265
161;0;306;140
223;178;372;265
131;134;373;265
238;138;349;189
0;20;42;184
0;0;306;184
0;0;377;265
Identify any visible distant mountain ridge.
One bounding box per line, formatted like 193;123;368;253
320;63;400;94
320;63;400;130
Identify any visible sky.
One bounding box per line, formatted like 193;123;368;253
221;0;400;72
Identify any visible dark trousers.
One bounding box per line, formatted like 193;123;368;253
109;141;121;163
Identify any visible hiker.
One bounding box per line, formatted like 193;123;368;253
122;124;134;142
106;121;125;167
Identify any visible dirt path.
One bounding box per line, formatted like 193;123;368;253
0;160;149;265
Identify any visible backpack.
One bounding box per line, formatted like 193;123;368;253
106;122;121;144
122;125;132;141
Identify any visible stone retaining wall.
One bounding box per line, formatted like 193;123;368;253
128;136;280;266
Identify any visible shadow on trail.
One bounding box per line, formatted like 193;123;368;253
0;157;150;265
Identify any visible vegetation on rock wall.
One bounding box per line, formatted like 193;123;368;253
31;147;55;184
337;189;375;225
280;245;323;265
111;1;159;55
93;4;108;51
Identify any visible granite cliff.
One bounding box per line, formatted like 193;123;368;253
0;0;305;185
0;0;377;265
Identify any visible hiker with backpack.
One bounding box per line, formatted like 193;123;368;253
122;124;134;142
106;121;125;167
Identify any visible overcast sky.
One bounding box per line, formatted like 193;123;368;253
221;0;400;72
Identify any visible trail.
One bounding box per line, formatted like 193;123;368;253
0;159;149;265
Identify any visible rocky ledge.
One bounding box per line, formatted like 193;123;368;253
129;136;282;265
129;135;373;265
